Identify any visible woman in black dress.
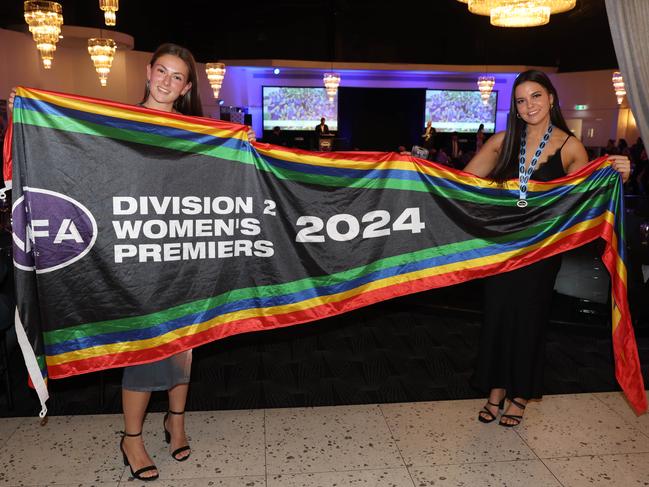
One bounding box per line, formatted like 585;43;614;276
464;70;630;427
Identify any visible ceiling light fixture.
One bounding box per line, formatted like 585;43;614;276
477;75;495;105
544;0;576;14
468;0;493;16
612;71;626;105
206;63;226;100
99;0;119;26
490;1;551;27
24;1;63;69
88;37;116;86
464;0;574;26
323;73;341;103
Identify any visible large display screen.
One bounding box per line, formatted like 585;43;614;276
424;89;497;133
263;87;338;131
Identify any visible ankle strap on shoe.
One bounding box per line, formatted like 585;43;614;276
122;431;143;437
168;410;185;415
509;398;527;409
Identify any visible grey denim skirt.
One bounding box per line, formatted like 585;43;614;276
122;350;192;392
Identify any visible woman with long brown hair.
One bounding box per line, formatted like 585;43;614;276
465;70;630;427
119;43;202;481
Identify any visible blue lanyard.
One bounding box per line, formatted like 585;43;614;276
517;124;553;208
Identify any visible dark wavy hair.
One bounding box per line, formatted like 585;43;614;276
141;43;203;117
489;70;571;182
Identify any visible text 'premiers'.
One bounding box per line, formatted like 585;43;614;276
112;196;276;263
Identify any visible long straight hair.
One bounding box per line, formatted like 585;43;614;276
489;70;571;182
141;43;203;117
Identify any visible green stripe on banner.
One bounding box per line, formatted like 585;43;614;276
42;207;601;345
16;108;608;202
14;108;255;167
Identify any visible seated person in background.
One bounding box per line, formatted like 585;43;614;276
268;126;285;146
617;138;631;157
397;145;411;155
315;117;329;135
435;147;451;166
635;148;649;195
632;137;644;162
605;139;617;155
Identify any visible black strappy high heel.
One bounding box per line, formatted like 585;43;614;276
120;431;159;481
499;398;527;427
478;397;505;423
163;410;191;461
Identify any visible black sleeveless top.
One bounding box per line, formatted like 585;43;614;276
504;135;570;182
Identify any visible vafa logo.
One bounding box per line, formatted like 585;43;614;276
12;188;97;273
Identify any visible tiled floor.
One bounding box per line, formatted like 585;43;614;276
1;392;648;486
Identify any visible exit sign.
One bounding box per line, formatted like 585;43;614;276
574;104;589;110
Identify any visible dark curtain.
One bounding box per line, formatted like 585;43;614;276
337;87;426;152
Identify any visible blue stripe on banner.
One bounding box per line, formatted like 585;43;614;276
45;204;608;356
261;152;613;199
15;97;243;151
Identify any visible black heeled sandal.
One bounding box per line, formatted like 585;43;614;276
478;397;505;423
499;398;527;427
120;431;159;481
163;410;191;461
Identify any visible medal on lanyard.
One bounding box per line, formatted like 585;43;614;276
517;124;553;208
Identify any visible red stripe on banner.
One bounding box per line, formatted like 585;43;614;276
2;113;12;185
256;142;428;164
600;222;647;415
47;222;610;379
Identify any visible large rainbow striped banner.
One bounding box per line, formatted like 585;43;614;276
5;87;647;415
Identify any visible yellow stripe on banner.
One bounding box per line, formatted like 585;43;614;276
258;145;610;191
47;212;610;367
258;146;428;172
16;87;248;142
600;211;628;288
18;87;611;192
604;217;628;286
258;146;513;190
611;300;622;334
259;146;503;189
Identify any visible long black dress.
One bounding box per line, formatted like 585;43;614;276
471;138;569;400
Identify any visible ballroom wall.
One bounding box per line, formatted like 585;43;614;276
0;27;637;148
0;28;220;121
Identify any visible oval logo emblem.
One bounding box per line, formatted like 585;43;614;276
12;188;97;273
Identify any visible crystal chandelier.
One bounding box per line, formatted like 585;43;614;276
99;0;119;26
543;0;576;14
612;71;626;105
468;0;493;16
205;63;226;99
477;76;495;105
465;0;575;26
88;38;116;86
24;1;64;69
323;73;341;102
490;1;551;27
